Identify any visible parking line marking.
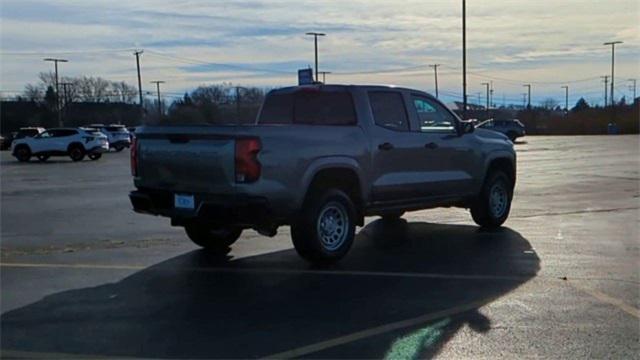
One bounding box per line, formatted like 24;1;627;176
0;262;530;282
567;281;640;319
263;295;499;359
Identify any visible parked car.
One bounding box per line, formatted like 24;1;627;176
88;124;131;151
1;127;46;150
476;119;525;141
11;127;109;162
130;85;516;263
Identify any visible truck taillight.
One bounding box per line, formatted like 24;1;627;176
235;138;261;183
130;136;138;176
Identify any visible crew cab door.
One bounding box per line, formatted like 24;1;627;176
408;94;478;197
368;90;438;202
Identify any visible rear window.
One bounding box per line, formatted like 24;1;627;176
258;90;356;126
105;126;127;132
293;91;356;125
259;93;293;124
369;91;409;131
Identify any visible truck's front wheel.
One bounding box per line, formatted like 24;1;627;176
291;189;356;264
185;224;242;254
470;170;513;228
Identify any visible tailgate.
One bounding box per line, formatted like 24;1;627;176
136;132;235;194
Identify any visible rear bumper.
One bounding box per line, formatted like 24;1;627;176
129;189;272;227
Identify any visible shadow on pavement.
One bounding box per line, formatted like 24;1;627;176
1;219;539;358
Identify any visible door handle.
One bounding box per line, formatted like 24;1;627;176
424;142;439;149
378;142;394;151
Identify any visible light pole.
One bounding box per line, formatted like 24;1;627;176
150;81;165;117
604;41;622;106
318;71;332;84
523;84;531;109
462;0;467;119
134;50;144;107
629;79;637;102
561;85;569;111
305;32;325;83
601;76;609;107
44;58;68;126
429;64;440;98
481;82;490;111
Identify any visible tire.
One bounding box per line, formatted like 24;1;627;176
291;189;356;264
68;145;86;162
14;145;31;162
36;154;50;162
470;170;513;228
88;153;102;160
185;224;242;254
114;145;125;152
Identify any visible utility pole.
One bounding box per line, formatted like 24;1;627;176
305;32;325;83
561;85;569;111
604;41;622;106
134;50;144;107
476;92;482;107
318;71;332;84
521;93;527;108
429;64;440;98
601;76;609;107
481;82;490;111
523;84;531;109
150;81;165;117
489;81;494;108
629;79;637;101
462;0;467;119
44;58;68;127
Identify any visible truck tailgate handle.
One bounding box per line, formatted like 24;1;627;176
424;142;439;149
378;142;394;151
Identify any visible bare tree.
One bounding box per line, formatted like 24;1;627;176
540;97;559;110
23;84;44;102
110;81;137;103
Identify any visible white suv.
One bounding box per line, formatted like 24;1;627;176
11;128;109;162
89;124;131;152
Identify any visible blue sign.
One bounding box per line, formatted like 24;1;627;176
298;68;313;85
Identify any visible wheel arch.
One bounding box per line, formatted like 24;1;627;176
67;141;85;152
298;158;366;225
484;154;516;189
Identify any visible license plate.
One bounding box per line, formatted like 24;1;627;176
174;194;195;209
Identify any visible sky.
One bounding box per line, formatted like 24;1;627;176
1;0;639;107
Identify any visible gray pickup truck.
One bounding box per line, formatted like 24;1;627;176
130;85;516;263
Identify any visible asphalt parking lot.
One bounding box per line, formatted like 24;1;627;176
1;135;638;359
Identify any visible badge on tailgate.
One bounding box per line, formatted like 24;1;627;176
174;194;195;210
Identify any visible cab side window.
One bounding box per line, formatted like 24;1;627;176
369;91;409;131
411;95;457;133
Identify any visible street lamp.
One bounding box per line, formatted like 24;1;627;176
305;32;325;83
603;41;623;106
44;58;68;126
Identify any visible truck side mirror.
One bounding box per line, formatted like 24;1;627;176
460;121;474;135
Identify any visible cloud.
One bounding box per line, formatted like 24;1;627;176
1;0;639;104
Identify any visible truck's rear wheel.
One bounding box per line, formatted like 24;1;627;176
291;189;356;264
185;224;242;254
470;170;513;228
